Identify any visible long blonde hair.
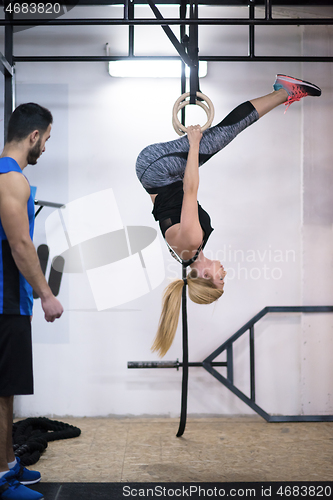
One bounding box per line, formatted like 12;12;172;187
151;270;224;357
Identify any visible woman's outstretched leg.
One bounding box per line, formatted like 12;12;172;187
199;74;321;162
250;89;288;118
136;74;321;191
198;89;289;161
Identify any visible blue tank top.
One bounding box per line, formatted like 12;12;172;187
0;157;35;315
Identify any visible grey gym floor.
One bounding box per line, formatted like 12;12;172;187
26;416;332;482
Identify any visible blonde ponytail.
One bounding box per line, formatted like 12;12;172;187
152;272;224;357
151;278;184;358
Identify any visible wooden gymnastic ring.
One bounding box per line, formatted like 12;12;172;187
172;92;214;135
172;100;211;135
172;91;215;136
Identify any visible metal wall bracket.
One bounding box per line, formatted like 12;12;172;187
128;306;333;436
34;200;65;218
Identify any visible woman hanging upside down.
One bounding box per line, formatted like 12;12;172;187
136;74;321;357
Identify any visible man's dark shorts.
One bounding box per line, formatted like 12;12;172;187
0;314;33;396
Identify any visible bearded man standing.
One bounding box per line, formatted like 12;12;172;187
0;103;63;500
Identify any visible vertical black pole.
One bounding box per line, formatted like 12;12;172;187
128;0;134;57
4;10;14;144
176;264;189;437
227;344;233;383
124;0;129;20
180;1;187;127
265;0;272;20
249;0;255;59
249;326;256;401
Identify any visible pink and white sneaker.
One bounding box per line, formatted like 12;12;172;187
273;74;321;110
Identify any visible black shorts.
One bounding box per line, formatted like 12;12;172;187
0;314;33;396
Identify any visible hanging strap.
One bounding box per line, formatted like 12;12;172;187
176;263;189;437
164;239;193;436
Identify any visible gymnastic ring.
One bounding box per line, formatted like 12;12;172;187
172;101;211;135
172;91;215;136
172;92;214;136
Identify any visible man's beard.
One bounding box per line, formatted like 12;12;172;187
27;137;42;165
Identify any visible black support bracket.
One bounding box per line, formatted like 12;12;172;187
128;306;333;435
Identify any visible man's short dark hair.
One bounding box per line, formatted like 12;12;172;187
6;102;53;143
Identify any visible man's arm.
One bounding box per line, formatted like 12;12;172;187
0;172;63;322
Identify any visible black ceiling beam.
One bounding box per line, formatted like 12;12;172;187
1;18;332;26
14;55;333;62
60;0;333;5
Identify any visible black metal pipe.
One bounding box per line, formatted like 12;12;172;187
127;361;227;368
227;345;233;383
180;1;187;126
34;200;65;208
267;306;333;314
1;18;333;26
128;0;134;57
201;55;333;62
34;206;44;218
13;55;333;62
4;10;13;143
0;53;13;76
146;1;193;67
265;0;272;20
249;326;255;402
124;0;129;20
42;0;333;5
249;0;255;59
268;415;333;422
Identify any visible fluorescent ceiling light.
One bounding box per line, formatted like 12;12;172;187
108;60;207;78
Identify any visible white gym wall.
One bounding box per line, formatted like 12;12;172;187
1;4;331;418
